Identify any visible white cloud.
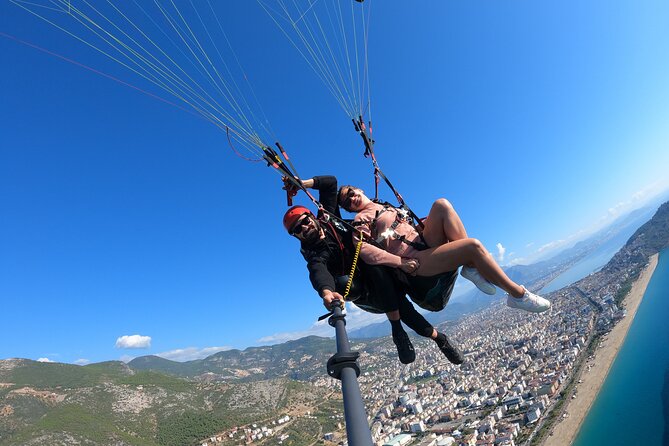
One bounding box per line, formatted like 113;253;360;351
257;320;331;345
256;302;388;345
73;359;90;366
593;181;669;231
496;243;506;262
342;303;390;330
511;236;577;265
513;180;669;266
536;239;567;254
115;334;152;349
37;357;54;363
607;202;627;218
156;346;233;362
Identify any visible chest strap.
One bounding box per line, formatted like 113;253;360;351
370;205;428;251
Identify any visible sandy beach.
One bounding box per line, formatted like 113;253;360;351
542;254;659;446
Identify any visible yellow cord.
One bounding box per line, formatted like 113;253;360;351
343;231;364;300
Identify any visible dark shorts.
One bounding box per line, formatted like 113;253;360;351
403;270;459;312
335;264;403;314
336;265;458;314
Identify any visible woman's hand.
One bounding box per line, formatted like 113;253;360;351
399;258;420;276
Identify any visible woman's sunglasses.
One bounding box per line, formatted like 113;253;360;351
341;188;357;210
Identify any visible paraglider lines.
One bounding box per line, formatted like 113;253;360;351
258;0;372;121
8;0;275;161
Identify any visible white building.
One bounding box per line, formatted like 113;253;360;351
525;408;541;424
383;433;414;446
410;421;426;433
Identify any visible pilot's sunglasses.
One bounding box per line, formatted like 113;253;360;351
291;215;311;235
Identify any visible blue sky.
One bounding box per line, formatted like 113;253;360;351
2;0;669;365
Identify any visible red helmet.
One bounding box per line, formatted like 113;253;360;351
283;205;313;233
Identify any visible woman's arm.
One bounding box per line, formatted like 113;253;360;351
353;219;403;267
353;210;419;273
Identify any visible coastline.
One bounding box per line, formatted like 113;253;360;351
542;253;660;446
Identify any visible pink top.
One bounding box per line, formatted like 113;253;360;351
353;201;423;267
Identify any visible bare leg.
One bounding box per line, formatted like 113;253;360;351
421;199;468;247
414;238;525;297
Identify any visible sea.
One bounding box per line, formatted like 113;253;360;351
571;247;669;446
540;226;643;295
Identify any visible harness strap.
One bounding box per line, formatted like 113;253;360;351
324;220;347;275
269;143;387;251
352;116;424;229
395;233;429;251
343;232;364;300
368;203;428;251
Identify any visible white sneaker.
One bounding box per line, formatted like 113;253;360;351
460;266;497;295
506;287;551;313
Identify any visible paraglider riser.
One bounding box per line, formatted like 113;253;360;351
327;351;361;380
326;312;361;379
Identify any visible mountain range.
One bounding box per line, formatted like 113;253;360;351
348;200;662;339
2;198;669;446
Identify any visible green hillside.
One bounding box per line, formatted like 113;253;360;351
0;359;330;446
128;335;337;381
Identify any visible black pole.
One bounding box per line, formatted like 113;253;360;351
326;301;374;446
